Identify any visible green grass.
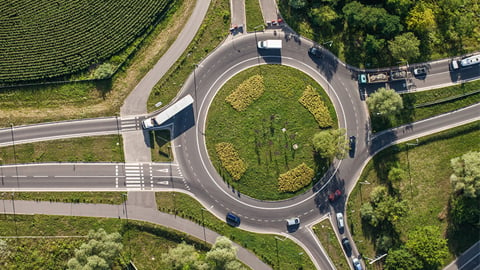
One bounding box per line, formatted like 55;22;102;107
156;192;315;270
0;192;124;205
312;219;349;270
245;0;265;31
0;135;124;164
147;0;230;112
0;214;210;269
370;80;480;133
0;0;194;127
347;121;480;266
205;65;337;200
150;129;172;162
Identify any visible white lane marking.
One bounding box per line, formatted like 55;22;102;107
157;181;169;185
126;180;142;184
157;169;169;173
33;176;48;178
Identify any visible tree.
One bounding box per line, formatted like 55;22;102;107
288;0;306;9
312;128;349;160
386;0;414;17
407;3;437;33
449;195;480;226
388;166;407;190
67;228;123;270
161;242;208;270
93;63;115;79
450;151;480;198
375;234;393;252
385;248;423;270
361;186;407;227
206;236;244;270
405;226;448;269
309;6;338;33
367;87;403;116
388;32;420;62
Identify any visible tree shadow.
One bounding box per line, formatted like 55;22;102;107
95;78;113;99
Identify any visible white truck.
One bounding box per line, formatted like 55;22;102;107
142;94;194;129
257;39;282;49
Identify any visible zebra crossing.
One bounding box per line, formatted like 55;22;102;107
124;164;145;189
120;117;140;131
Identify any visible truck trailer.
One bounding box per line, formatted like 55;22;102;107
257;40;282;49
142;94;194;129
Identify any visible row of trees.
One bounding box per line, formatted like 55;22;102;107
282;0;480;67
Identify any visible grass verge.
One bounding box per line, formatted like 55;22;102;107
0;135;124;164
347;121;480;266
0;214;209;269
312;219;349;270
147;0;230;112
0;0;195;127
150;129;172;162
370;80;480;132
0;192;124;205
156;192;315;269
245;0;265;31
205;65;337;200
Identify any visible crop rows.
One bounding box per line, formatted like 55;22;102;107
0;0;172;82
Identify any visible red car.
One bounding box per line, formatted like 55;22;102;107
328;189;342;202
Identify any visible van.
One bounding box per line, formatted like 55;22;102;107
286;217;300;232
450;60;459;70
226;212;240;227
257;40;282;49
336;213;344;230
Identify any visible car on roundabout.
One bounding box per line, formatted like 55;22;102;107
308;47;322;58
226;212;241;227
286;217;300;232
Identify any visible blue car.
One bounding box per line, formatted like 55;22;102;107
226;212;241;227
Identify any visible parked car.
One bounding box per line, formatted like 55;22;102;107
336;212;344;230
342;237;352;256
226;212;241;227
308;47;322;58
413;66;427;76
286;217;300;232
352;258;363;270
328;189;342;202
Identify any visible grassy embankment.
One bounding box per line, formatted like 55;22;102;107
312;219;349;270
370;80;480;132
156;192;315;270
206;65;337;200
0;0;195;127
244;0;265;31
347;122;480;266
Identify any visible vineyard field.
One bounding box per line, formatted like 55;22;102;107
0;0;173;83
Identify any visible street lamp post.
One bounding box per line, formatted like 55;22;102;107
121;193;130;259
10;124;19;188
201;208;207;245
11;193;18;243
274;236;287;269
253;25;263;69
406;139;419;203
193;64;199;116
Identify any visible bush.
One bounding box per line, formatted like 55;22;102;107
298;85;333;128
225;75;264;111
215;142;247;180
278;163;314;192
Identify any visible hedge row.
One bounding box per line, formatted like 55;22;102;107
278;163;314;192
215;142;247;181
298;85;333;128
225;74;264;111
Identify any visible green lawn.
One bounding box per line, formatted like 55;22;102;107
150;129;172;162
0;192;124;205
156;192;315;270
205;65;337;200
370;80;480;133
312;219;349;270
0;214;209;269
245;0;265;31
347;121;480;266
0;135;124;164
147;0;230;112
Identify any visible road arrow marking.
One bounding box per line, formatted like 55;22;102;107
157;181;169;185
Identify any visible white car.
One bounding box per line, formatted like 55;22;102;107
286;217;300;227
336;213;344;230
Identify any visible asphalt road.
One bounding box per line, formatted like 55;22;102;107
0;29;479;270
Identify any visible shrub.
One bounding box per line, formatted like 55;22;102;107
225;75;264;111
215;142;247;180
278;163;314;192
298;85;333;128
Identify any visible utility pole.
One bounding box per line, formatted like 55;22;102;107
201;208;206;245
406;139;419;203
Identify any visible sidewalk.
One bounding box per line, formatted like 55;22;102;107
0;196;271;270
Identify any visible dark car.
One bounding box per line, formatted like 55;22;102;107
328;189;342;202
342;237;352;256
226;212;241;227
308;47;322;58
349;136;356;157
413;66;427;76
